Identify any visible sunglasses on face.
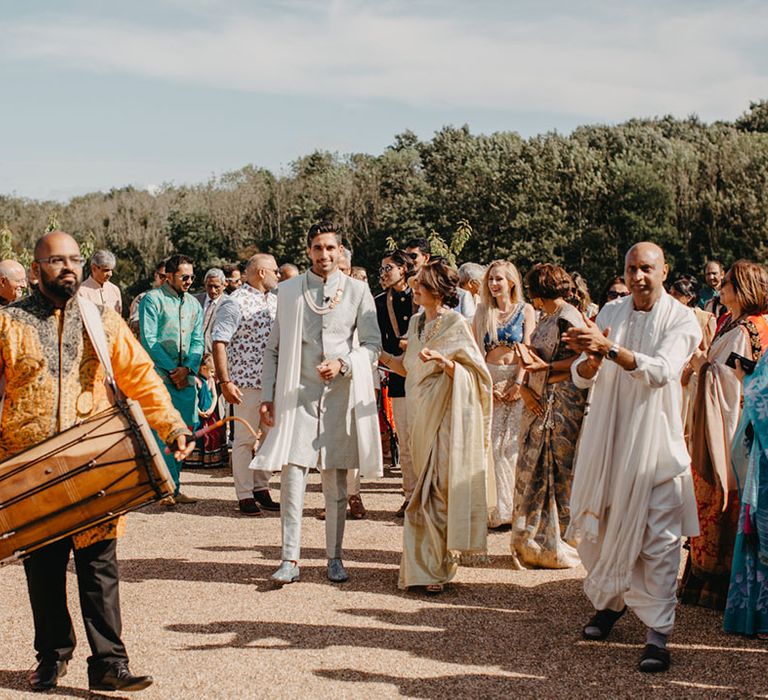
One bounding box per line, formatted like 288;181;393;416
180;274;195;283
606;290;630;300
379;264;399;275
407;253;419;261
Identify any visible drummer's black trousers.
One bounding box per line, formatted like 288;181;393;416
23;537;127;673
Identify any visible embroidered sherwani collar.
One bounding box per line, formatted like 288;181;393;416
306;269;341;288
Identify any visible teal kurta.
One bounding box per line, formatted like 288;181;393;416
139;283;204;489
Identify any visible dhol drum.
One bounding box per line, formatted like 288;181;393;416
0;398;174;564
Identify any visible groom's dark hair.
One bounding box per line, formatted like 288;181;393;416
307;221;343;247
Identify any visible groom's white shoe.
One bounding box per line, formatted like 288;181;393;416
271;560;300;584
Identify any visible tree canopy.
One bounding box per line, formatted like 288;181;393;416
2;101;767;300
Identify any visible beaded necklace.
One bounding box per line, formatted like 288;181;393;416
418;311;445;345
302;273;346;315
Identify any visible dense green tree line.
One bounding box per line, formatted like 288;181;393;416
2;100;767;302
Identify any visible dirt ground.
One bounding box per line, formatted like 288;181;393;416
1;465;767;699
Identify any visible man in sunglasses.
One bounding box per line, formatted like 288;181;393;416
404;237;475;319
139;253;204;504
375;250;415;517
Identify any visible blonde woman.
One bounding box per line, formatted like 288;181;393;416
473;261;535;536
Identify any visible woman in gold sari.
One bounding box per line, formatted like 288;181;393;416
380;258;492;593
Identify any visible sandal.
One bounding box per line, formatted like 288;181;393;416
425;584;444;594
638;644;670;673
582;606;627;640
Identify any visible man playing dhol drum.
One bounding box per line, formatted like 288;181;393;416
0;231;194;692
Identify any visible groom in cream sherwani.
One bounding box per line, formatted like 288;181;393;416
252;221;382;584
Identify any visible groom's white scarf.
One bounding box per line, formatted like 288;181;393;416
250;274;382;477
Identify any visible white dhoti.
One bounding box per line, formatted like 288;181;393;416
577;475;685;635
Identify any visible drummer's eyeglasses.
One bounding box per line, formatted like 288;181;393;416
35;255;86;268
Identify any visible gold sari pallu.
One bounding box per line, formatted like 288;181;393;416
399;311;493;588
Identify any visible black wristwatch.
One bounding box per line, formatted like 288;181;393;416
607;344;620;361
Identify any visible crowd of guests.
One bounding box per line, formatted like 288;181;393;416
3;229;768;690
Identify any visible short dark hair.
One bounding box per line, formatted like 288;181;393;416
155;259;167;273
165;254;194;274
525;263;573;300
382;249;413;272
404;237;431;255
417;258;460;308
704;259;724;273
670;274;701;306
598;275;626;309
307;221;343;247
222;263;239;277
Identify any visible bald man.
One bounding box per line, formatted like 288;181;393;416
278;262;299;280
0;259;27;305
563;242;702;673
212;253;280;514
3;231;193;691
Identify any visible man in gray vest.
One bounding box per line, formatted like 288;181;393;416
253;221;382;584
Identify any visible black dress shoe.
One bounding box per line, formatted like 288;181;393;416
253;489;280;511
582;606;627;640
29;659;67;691
638;644;671;673
239;497;263;516
89;661;153;692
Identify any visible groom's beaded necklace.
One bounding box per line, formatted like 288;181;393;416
302;272;346;315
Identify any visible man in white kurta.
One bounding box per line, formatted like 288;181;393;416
565;242;701;673
252;224;382;584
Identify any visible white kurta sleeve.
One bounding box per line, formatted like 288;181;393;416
571;353;597;389
629;314;702;388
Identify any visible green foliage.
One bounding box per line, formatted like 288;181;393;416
3;100;768;299
426;220;474;267
166;210;236;273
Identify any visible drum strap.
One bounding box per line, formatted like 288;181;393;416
77;297;123;400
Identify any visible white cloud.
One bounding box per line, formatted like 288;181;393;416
2;0;767;121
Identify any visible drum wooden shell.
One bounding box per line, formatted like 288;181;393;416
0;399;175;563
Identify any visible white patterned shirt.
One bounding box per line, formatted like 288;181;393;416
211;283;277;389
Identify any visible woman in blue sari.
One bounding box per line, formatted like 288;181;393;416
724;351;768;636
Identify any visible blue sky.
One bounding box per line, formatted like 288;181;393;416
1;0;766;201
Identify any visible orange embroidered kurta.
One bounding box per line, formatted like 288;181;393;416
0;291;189;548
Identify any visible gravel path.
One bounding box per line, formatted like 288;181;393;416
1;465;767;699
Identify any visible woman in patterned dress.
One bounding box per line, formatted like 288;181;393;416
724;350;768;636
512;264;587;569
